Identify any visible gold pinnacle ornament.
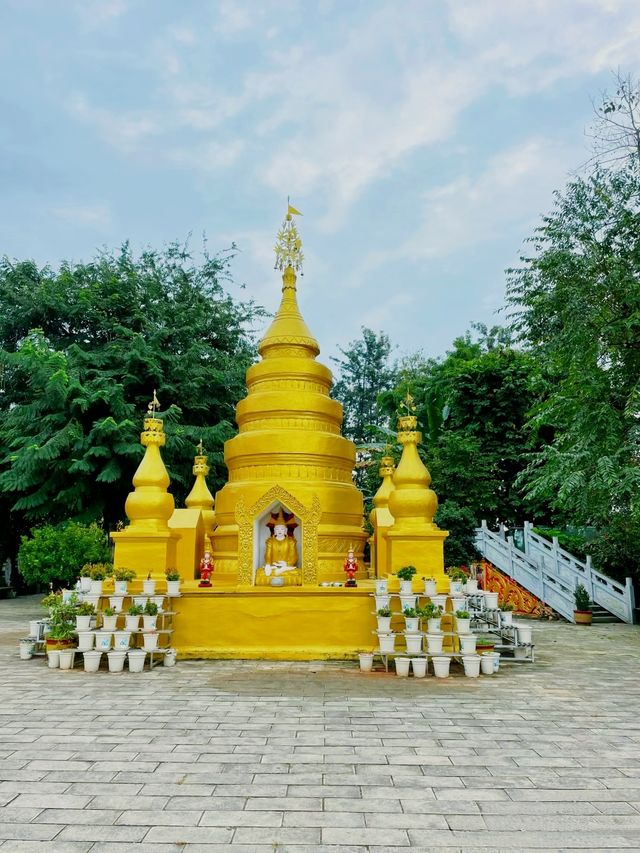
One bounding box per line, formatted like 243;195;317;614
274;200;304;273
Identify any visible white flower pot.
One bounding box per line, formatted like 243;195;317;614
358;652;374;672
151;595;164;611
75;615;92;631
29;620;41;638
450;580;464;594
133;596;148;609
164;649;177;667
431;594;447;610
424;579;437;596
62;588;74;603
95;632;113;651
490;652;501;672
166;580;181;596
431;656;451;678
143;580;156;595
483;591;499;609
113;631;131;651
83;594;99;609
102;615;118;631
79;575;92;593
480;653;495;675
516;624;533;644
376;616;392;632
462;655;481;677
404;633;423;654
19;639;35;659
142;615;157;630
58;649;76;670
501;611;513;627
76;631;95;652
143;632;159;652
465;578;478;594
47;650;60;668
109;596;124;613
399;594;417;611
89;580;103;596
114;580;128;596
395;656;411;677
399;579;413;595
404;617;420;632
459;635;477;654
377;632;396;653
456;618;471;634
427;618;442;634
514;645;527;659
107;650;126;672
374;594;390;610
125;615;140;631
426;634;443;654
411;657;427;678
451;596;465;612
375;578;388;595
83;650;102;672
128;649;147;672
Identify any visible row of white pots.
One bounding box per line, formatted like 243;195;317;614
395;651;500;678
47;647;176;671
375;577;480;597
76;613;158;633
376;615;472;634
374;593;468;612
376;631;479;655
79;578;180;596
76;630;159;652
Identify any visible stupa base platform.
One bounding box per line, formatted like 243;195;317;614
172;581;375;660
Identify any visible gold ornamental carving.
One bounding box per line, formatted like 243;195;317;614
234;485;322;586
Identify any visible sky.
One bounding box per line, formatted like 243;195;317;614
2;0;640;362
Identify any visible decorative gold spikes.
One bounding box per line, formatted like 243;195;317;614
274;201;304;273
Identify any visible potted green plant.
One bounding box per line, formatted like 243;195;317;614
125;604;144;631
87;563;112;596
499;601;515;627
573;583;592;625
422;576;437;596
447;567;467;594
376;606;392;632
402;607;420;632
143;572;156;596
143;599;159;630
455;609;471;634
396;565;417;595
75;600;95;631
165;568;181;596
113;568;136;596
476;635;496;653
101;607;118;631
421;602;443;633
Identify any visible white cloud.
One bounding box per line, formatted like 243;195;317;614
51;203;111;228
75;0;128;28
69;95;159;152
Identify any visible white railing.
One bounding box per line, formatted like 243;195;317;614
475;521;635;624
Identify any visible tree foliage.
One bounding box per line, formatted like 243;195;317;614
0;242;262;575
18;521;111;588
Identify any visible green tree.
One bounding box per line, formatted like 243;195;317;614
331;327;396;444
0;242;262;580
18;521;111;588
506;166;640;581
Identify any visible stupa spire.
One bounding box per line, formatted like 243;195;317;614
259;202;319;359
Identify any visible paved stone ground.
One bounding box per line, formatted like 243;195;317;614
1;595;639;852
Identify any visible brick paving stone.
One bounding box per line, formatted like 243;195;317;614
1;596;640;850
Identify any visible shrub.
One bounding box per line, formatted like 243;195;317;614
574;583;591;611
396;566;417;581
18;521;111;588
435;501;480;566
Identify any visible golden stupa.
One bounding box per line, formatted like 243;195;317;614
111;206;449;658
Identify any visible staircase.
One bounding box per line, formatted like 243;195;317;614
475;521;635;624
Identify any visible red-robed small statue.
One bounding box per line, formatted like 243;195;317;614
198;550;213;587
343;546;358;587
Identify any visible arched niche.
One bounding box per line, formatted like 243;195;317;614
253;501;302;584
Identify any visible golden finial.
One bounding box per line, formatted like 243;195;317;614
400;392;416;415
147;389;160;416
274;198;304;274
196;438;204;455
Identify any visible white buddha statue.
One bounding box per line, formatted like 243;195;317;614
256;507;301;586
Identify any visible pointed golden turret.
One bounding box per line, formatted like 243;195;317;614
369;454;396;577
111;395;178;577
386;395;448;589
185;443;216;551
